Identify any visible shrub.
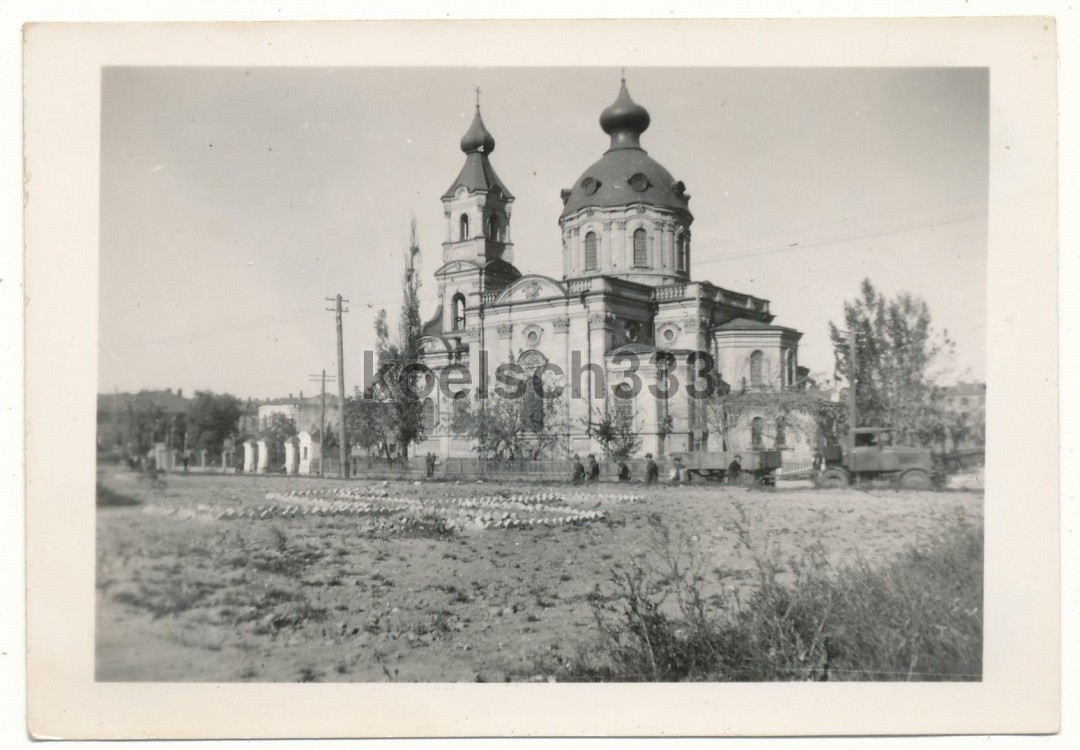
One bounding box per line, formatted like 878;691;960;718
564;509;982;682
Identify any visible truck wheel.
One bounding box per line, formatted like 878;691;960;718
899;469;932;490
820;468;849;488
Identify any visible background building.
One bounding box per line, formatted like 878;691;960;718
256;393;341;436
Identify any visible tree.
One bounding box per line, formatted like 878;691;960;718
588;388;643;459
344;385;398;459
124;398;168;454
828;279;956;447
258;413;297;468
703;387;847;451
451;382;569;461
368;218;427;457
186;391;242;454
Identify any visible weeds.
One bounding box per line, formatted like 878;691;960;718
562;506;983;682
96;483;141;508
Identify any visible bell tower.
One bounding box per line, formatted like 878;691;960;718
441;90;515;265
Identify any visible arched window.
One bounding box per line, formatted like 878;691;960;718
584;231;598;271
451;293;466;331
751;417;764;449
775;417;786;449
422;398;435;431
522;373;545;432
676;232;689;272
633;228;648;267
487;215;501;242
459;214;470;241
750;350;764;388
613;382;634;425
786;350;796;388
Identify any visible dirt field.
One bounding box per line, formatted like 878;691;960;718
95;467;983;682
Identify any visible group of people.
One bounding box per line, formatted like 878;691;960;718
417;450;748;486
570;453;665;485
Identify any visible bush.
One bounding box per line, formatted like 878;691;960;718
564;508;982;682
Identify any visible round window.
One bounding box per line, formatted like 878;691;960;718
628;173;649;192
526;330;540;346
663;328;676;343
581;177;600;195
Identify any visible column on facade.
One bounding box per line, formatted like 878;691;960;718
256;440;269;473
661;221;674;271
570;228;580;276
496;323;513;364
613;220;627;271
549;315;572;452
602;221;613;269
586;312;615;454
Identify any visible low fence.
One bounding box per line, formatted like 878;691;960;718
143;454;828;484
342;456;666;483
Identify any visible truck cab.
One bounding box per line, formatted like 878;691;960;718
820;427;935;489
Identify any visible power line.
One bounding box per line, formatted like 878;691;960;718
699;194;984;250
695;209;985;266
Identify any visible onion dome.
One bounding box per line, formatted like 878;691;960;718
443;102;513;200
560;80;690;219
599;79;651;151
460;106;496;155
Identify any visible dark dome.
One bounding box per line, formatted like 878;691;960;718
460;107;495;154
560;81;690;219
561;150;690;218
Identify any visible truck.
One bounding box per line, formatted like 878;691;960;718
817;427;936;489
667;449;783;486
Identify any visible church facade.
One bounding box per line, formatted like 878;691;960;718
414;81;808;460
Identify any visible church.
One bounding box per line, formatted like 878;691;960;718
414;79;807;460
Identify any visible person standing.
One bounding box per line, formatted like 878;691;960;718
727;454;743;485
616;460;631;482
571;455;585;485
425;452;436;479
644;453;659;485
587;454;600;483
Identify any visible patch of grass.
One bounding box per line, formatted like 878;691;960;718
560;508;983;682
112;579;220;618
96;483;141;508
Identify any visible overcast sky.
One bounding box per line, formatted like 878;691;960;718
98;66;987;400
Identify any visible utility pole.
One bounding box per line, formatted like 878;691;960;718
326;295;350;478
307;370;336;477
847;328;858;432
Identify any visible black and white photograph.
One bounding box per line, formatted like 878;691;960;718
21;17;1060;739
93;62;989;683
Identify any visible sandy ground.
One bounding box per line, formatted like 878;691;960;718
95;468;983;682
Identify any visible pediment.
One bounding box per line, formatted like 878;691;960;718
434;259;481;277
493;275;566;305
419;336;450;354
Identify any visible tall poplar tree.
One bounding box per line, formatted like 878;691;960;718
828;279;955;446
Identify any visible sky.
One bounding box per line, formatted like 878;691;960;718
98;66;988;400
